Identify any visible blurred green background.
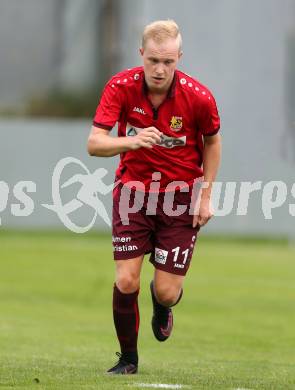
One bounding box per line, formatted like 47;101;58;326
0;231;295;389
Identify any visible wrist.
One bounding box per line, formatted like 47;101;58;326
201;187;211;200
123;136;137;151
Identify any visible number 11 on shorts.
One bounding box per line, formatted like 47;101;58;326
172;246;189;265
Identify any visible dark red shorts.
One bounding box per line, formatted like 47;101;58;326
112;182;199;276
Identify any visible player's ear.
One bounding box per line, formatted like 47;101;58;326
139;47;144;56
178;50;183;60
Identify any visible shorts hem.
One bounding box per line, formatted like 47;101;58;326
150;259;190;276
113;248;151;260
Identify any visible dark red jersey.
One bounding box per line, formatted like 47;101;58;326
93;66;220;191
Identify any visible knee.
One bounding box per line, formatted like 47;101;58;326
116;272;140;293
154;284;180;307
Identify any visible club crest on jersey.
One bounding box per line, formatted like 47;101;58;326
170;116;183;131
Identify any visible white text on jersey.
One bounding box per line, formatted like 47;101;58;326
133;107;146;115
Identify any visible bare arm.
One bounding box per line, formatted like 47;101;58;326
87;126;162;157
193;133;221;228
201;133;222;198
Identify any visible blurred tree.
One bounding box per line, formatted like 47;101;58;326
283;27;295;162
99;0;121;82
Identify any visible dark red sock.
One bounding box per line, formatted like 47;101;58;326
112;284;139;364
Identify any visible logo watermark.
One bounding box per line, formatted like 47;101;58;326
1;157;295;233
42;157;118;233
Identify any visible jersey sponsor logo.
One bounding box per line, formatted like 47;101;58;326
133;107;146;115
126;126;138;137
155;247;168;264
158;134;186;148
170;116;183;131
126;123;186;149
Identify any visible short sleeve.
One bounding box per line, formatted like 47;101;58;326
93;80;123;130
198;94;220;136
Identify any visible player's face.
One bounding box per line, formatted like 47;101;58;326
140;38;182;94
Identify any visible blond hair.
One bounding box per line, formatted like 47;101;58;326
142;19;182;51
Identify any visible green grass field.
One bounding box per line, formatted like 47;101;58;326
0;231;295;390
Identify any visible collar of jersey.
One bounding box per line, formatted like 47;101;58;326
141;71;178;98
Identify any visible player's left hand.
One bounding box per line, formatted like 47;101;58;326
192;196;214;230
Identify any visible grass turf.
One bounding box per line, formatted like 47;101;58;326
0;230;295;389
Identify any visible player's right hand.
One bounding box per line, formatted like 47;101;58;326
130;126;162;150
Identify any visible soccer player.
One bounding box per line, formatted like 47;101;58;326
88;20;221;374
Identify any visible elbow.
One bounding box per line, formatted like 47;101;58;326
87;137;112;157
87;138;95;156
87;136;102;156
